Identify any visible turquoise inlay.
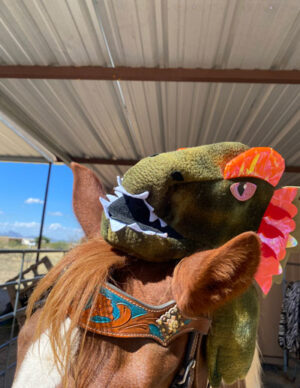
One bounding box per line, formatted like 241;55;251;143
149;324;163;340
91;316;111;323
85;296;93;310
184;319;191;325
88;287;149;325
100;287;148;319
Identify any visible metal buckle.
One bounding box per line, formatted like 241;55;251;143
177;359;196;385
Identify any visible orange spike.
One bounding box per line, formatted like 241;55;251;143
256;187;298;294
224;147;285;187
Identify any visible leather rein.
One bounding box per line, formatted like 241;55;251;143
72;282;212;388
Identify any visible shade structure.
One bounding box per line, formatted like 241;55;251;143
0;0;299;188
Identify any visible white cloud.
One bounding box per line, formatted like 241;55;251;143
49;223;64;231
46;224;83;240
25;198;44;204
13;221;40;228
0;221;40;229
49;211;63;217
0;221;83;242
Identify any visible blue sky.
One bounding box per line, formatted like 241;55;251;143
0;162;84;241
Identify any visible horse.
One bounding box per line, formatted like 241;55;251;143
13;144;297;388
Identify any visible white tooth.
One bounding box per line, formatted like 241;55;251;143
127;222;168;238
128;223;155;235
144;230;156;235
136;191;149;200
128;222;143;233
159;218;167;228
114;185;125;194
107;194;118;203
127;190;149;200
157;232;168;238
110;219;126;232
99;197;110;218
114;178;149;200
144;201;159;223
149;212;158;222
144;201;154;212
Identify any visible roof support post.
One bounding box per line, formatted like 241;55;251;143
36;162;52;263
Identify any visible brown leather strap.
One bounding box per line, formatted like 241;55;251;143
171;332;209;388
170;332;202;388
74;282;211;346
193;336;209;388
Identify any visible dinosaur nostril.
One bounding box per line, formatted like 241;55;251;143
171;171;184;181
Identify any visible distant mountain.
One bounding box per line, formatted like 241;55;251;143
0;230;78;243
1;230;23;238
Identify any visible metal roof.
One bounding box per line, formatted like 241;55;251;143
0;118;41;161
1;0;299;69
0;111;55;162
0;0;299;188
94;0;300;69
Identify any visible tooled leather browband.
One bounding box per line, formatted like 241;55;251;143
73;283;211;346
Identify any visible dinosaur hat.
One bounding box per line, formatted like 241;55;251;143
99;142;299;386
101;142;298;295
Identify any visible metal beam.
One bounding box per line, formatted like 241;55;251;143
0;66;300;84
0;155;49;163
2;153;299;173
69;157;300;173
285;166;300;173
70;157;137;166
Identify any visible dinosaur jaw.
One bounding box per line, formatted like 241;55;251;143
100;177;182;240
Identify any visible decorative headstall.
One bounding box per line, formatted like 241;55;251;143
74;282;211;346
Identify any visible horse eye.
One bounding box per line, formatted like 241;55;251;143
230;182;257;201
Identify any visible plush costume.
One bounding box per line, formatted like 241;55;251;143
96;142;299;386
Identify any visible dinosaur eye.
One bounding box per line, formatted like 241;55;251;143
230;182;257;201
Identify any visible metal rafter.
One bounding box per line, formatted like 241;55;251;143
0;66;300;84
67;156;300;173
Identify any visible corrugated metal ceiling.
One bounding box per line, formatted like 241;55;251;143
0;118;42;161
0;0;109;65
0;0;299;188
0;110;56;162
1;0;299;68
95;0;300;69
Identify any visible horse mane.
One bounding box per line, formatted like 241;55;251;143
26;238;127;386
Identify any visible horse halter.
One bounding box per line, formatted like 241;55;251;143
72;282;211;388
74;282;211;346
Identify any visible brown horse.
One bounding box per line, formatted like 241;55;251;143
13;164;261;388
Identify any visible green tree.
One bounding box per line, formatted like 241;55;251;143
34;236;51;244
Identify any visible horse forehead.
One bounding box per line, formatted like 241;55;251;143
115;261;175;305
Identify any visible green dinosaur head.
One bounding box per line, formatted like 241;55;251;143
101;142;274;261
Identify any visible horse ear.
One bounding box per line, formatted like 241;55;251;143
172;232;261;317
71;163;106;238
